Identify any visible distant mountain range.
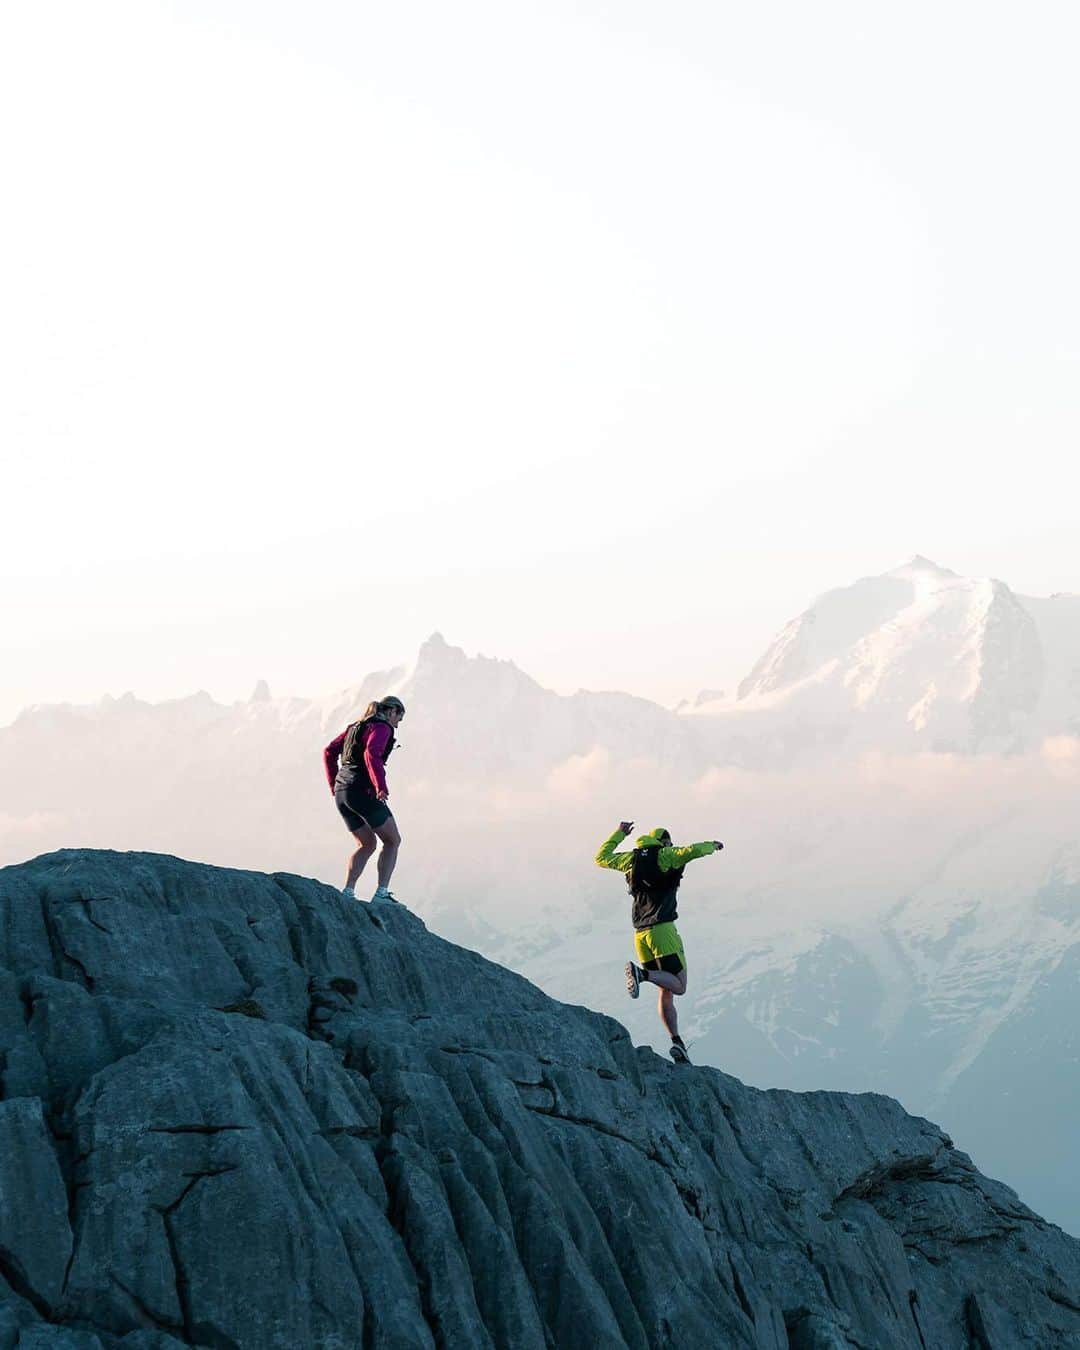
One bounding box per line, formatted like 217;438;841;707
3;557;1078;1233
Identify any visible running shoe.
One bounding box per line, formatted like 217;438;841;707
625;961;641;999
669;1039;691;1065
371;886;399;904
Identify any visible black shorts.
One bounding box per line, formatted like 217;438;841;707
334;783;392;832
643;953;685;976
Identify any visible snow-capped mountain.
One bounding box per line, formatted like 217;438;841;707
692;556;1080;757
682;842;1080;1240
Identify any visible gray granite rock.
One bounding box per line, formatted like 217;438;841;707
0;848;1078;1348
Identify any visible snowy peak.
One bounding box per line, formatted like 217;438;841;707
887;555;960;581
736;570;916;700
734;561;1076;752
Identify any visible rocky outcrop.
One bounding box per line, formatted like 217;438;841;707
0;850;1078;1349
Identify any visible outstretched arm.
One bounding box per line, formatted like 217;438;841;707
595;822;635;873
659;839;723;870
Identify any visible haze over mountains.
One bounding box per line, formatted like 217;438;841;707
3;557;1078;1233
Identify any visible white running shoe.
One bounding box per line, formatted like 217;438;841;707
625;962;641;999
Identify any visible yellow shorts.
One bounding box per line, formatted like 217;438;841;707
634;921;686;972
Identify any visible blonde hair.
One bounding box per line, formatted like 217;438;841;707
362;697;404;721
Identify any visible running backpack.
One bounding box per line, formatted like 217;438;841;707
341;717;396;770
627;846;685;901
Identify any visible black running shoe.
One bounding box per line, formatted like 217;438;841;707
624;961;641;999
669;1040;691;1065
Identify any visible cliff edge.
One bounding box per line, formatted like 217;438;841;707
0;850;1078;1349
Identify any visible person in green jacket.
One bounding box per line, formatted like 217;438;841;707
595;821;723;1065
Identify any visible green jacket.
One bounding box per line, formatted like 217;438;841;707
594;827;718;875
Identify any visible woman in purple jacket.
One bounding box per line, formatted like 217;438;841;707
323;696;405;902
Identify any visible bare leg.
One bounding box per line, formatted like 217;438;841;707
641;966;687;1038
373;816;402;888
345;825;377;889
658;988;680;1039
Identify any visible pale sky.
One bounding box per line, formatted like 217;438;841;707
3;0;1078;726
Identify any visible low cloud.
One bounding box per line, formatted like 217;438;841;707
545;747;611;799
2;737;1074;961
1042;734;1080;763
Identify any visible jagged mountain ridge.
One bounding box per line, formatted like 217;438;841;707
0;631;711;869
1;848;1079;1349
5;562;1078;836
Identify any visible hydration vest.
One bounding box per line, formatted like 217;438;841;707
626;845;685;931
341;716;396;781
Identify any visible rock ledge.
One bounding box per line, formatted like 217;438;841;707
0;849;1077;1349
